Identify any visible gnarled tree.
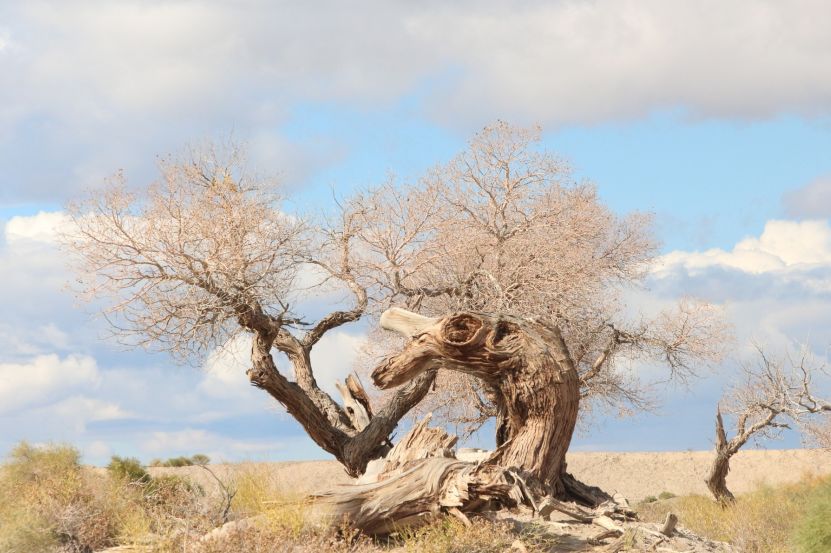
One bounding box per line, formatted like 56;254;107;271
706;345;831;502
65;124;728;530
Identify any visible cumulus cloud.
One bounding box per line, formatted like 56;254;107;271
650;217;831;358
0;354;99;414
654;219;831;275
310;331;367;397
5;211;71;244
2;0;831;202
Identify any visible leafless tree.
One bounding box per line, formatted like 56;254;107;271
347;122;728;435
705;344;831;502
65;143;434;476
65;124;729;527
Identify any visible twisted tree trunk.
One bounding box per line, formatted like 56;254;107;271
372;309;587;499
705;410;740;503
313;308;626;534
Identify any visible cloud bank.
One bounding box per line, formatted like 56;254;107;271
2;0;831;202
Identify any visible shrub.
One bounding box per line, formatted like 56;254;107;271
165;455;194;467
191;453;211;466
638;475;830;553
0;442;222;552
150;454;211;467
658;491;676;500
793;477;831;553
0;442;118;552
108;455;151;484
642;495;658;503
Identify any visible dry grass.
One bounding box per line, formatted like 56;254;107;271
638;474;831;553
3;443;827;553
0;442;120;552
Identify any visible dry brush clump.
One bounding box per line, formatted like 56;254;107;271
639;474;831;553
0;442;227;553
0;442;120;553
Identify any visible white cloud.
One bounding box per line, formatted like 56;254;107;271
4;211;70;244
0;354;99;414
310;330;367;397
654;220;831;275
198;333;265;410
2;1;831;203
5;1;828;127
48;396;131;433
648;217;831;358
86;440;112;459
141;428;286;461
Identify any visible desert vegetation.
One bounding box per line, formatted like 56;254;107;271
639;473;831;553
2;442;830;552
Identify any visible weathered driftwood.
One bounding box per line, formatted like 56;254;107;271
314;456;534;534
315;308;635;535
374;308;583;498
378;414;457;477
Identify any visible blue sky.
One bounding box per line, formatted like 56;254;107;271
2;0;831;465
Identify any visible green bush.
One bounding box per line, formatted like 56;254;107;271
149;454;210;467
642;495;658;503
793;478;831;553
107;455;150;484
190;453;210;466
658;491;676;500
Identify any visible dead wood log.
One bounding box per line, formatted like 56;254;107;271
313;417;536;534
378;413;457;477
314;456;535;535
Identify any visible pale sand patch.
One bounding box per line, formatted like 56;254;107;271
143;449;830;502
565;448;830;500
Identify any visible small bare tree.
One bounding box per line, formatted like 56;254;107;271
706;345;831;502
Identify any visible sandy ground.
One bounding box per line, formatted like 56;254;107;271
147;448;830;502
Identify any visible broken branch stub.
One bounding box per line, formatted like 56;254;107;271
379;307;439;338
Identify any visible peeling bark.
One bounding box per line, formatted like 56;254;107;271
372;309;583;499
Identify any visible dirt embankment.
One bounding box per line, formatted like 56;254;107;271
146;448;830;501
